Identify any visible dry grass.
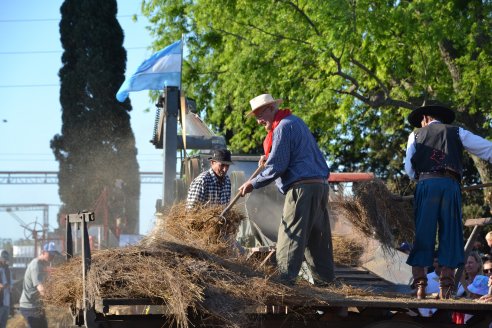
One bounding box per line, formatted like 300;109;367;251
332;236;364;267
141;203;245;256
335;179;414;251
44;204;293;328
43;202;394;327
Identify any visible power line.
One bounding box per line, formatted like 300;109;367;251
0;47;148;55
0;84;59;88
0;15;142;23
0;171;163;185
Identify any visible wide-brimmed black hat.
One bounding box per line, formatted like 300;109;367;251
407;105;455;128
208;148;233;165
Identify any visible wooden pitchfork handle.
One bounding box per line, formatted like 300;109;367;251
219;164;265;218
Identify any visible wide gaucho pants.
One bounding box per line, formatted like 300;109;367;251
407;177;464;269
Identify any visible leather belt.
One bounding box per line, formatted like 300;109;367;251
290;178;328;189
418;171;460;182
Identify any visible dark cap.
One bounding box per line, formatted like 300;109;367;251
407;105;455;128
208;148;233;165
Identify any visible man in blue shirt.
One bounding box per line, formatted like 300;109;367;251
404;105;492;299
239;94;334;286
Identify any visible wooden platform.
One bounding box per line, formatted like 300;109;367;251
335;266;412;293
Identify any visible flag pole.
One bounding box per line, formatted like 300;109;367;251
179;34;187;160
179;34;184;91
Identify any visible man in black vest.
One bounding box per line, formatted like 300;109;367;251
404;105;492;300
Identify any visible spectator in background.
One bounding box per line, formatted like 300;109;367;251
19;242;58;328
477;259;492;303
485;232;492;258
483;260;492;277
186;148;233;209
0;250;11;328
459;251;484;298
457;275;489;324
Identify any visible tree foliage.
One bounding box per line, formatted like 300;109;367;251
52;0;140;234
141;0;491;201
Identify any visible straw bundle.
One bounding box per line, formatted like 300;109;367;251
335;179;414;250
141;203;245;256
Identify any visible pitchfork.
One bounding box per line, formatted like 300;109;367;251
218;163;265;223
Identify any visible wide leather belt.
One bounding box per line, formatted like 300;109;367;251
290;178;328;189
418;171;460;182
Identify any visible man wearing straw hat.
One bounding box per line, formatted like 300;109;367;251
186;148;233;209
239;93;334;286
404;104;492;300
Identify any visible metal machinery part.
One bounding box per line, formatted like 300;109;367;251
65;211;95;327
362;321;425;328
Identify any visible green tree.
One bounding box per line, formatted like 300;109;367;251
51;0;140;235
142;0;491;203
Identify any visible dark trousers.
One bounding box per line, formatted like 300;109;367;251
20;307;48;328
406;177;464;269
277;183;334;283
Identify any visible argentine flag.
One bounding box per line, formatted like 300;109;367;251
116;40;182;102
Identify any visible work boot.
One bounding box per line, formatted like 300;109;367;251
412;267;427;300
439;267;455;299
415;279;428;299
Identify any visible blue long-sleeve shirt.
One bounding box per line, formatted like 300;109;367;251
251;115;329;194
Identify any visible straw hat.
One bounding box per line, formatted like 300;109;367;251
246;94;283;117
407;105;455;128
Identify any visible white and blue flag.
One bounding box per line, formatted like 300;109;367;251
116;40;182;102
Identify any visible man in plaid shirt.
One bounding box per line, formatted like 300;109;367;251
186;148;233;209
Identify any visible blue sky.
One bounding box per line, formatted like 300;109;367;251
0;1;166;241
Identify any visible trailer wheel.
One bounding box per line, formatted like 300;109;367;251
363;320;424;328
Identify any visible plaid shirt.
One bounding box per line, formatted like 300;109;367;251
186;168;231;208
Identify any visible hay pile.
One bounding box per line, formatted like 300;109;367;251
332;236;364;267
44;203;378;327
335;179;414;251
142;203;246;256
43;204;292;328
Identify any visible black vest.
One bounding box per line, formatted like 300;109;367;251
411;123;463;177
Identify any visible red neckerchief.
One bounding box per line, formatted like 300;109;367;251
263;109;291;158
